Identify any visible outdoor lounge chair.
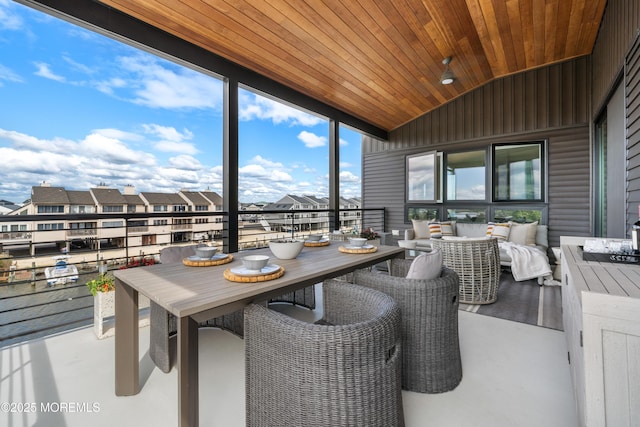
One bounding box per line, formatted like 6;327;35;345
331;262;462;393
244;280;405;427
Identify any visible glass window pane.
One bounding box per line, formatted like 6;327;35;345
407;152;436;202
446;151;485;200
494;143;542;201
407;207;439;221
493;209;542;223
446;208;487;223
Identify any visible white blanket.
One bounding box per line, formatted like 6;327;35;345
499;242;552;282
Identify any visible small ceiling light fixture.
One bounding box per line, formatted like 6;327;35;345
440;56;455;85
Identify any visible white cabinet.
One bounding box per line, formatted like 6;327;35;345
561;241;640;427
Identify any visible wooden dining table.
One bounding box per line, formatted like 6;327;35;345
113;241;405;427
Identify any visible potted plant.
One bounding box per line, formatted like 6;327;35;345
87;273;116;339
86;273;115;296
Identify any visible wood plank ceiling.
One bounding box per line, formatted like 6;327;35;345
98;0;607;132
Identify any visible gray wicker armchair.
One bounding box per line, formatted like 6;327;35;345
336;261;462;393
430;238;501;305
244;281;405;427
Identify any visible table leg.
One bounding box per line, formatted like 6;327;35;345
178;316;199;427
114;279;139;395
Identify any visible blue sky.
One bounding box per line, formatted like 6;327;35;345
0;1;363;205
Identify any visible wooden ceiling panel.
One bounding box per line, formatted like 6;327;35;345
98;0;607;131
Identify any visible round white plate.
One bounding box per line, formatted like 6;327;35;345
187;253;228;261
230;264;280;276
344;244;374;250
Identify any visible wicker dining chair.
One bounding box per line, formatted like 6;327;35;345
244;280;405;427
330;262;462;393
430;238;500;305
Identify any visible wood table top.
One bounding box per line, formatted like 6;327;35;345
562;244;640;300
114;241;404;319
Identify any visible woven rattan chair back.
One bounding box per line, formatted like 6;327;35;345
430;238;500;304
244;281;405;427
343;264;462;393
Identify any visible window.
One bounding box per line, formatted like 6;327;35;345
493;208;543;223
37;223;64;230
102;205;124;213
407;207;439;221
70;222;96;229
493;143;543;201
446;208;487;223
446;150;485;201
154;205;168;212
195;205;208;211
103;221;123;228
70;205;95;214
38;206;64;213
406;151;439;202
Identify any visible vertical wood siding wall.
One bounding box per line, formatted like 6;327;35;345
362;58;592;248
591;0;640;231
626;36;640;229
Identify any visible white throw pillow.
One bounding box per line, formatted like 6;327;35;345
406;249;442;280
411;219;431;239
491;222;511;241
508;221;538;246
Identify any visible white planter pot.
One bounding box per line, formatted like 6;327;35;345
93;291;150;339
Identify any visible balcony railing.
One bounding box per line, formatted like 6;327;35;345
0;207;384;347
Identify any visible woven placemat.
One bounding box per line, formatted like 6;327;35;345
182;254;233;267
304;240;330;247
339;245;378;254
224;265;285;282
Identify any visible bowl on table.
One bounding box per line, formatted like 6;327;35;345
348;237;368;247
307;234;323;242
269;239;305;259
195;246;218;259
242;255;270;272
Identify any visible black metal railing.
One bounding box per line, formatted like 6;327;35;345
0;207;384;346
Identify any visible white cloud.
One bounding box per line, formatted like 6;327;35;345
142;124;197;155
168;154;202;170
0;64;23;85
143;124;193;142
339;138;349;146
63;56;95;74
0;127;225;201
33;62;65;82
339;170;360;183
298;131;326;148
93;128;143;142
118;55;222;110
94;77;127;95
239;92;324;126
0;0;23;31
339;161;353;168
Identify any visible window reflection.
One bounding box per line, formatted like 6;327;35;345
494;143;542;201
446;151;485;200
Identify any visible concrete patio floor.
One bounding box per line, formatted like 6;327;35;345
1;301;578;427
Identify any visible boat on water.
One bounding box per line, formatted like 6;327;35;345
45;255;79;286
